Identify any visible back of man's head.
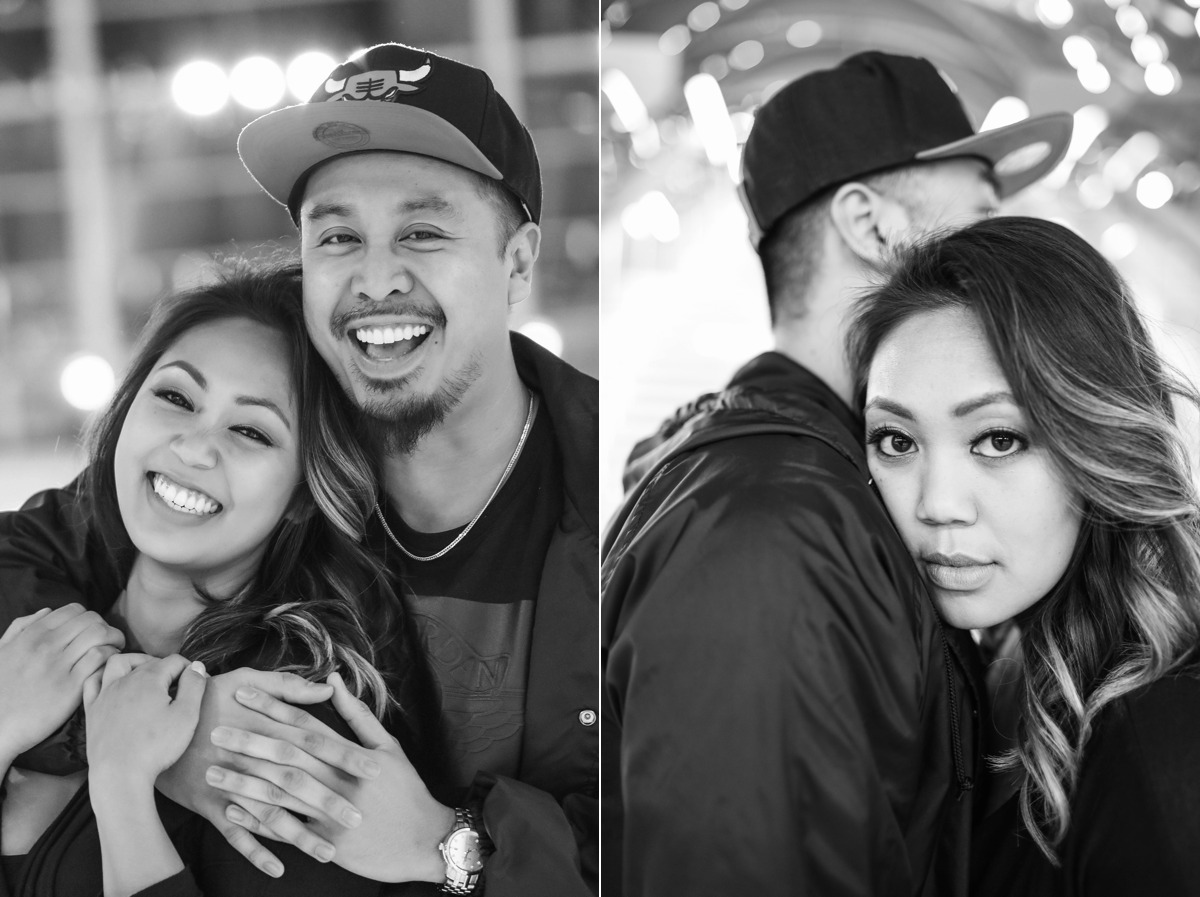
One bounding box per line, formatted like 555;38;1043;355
740;51;1073;323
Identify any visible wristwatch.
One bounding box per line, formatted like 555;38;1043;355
438;807;490;894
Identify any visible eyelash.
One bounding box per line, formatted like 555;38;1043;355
865;426;1029;460
151;388;274;447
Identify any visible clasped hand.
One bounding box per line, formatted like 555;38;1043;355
168;670;452;882
84;653;208;787
0;605;125;763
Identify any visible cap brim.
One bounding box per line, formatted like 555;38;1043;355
237;102;503;208
916;111;1073;198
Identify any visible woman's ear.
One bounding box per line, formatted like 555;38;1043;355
829;181;912;267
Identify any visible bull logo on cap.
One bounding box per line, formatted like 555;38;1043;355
322;60;433;102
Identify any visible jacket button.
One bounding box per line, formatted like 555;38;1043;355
578;709;597;726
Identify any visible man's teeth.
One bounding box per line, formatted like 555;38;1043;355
151;474;221;516
354;324;431;345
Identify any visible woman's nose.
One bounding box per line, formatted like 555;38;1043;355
170;429;218;469
916;459;977;527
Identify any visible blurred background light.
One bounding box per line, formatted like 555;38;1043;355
981;96;1030;131
1077;60;1111;93
659;24;692;56
786;20;822;48
1034;0;1074;28
171;60;228;116
1100;222;1138;260
728;40;764;71
229;56;286;110
1061;35;1096;69
683;73;737;175
518;320;565;357
1145;62;1179;96
286;51;337;101
687;2;721;32
621;190;680;242
1136;171;1174;209
1115;4;1148;38
60;356;115;412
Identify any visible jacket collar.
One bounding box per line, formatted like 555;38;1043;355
622;352;867;492
727;351;862;437
510;331;598;538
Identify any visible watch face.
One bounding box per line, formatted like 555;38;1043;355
446;828;486;873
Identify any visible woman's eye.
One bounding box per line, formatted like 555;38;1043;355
153;388;192;410
973;430;1026;458
870;429;916;457
231;426;273;446
320;232;359;246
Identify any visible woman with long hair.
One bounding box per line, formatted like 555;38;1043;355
849;216;1200;895
0;261;430;896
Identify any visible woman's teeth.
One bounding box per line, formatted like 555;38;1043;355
151;474;221;516
355;324;431;345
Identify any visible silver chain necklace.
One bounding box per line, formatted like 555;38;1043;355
374;393;537;562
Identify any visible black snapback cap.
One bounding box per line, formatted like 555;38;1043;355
238;42;542;224
739;51;1073;247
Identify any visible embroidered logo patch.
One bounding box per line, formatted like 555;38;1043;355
321;60;434;102
312;121;371;149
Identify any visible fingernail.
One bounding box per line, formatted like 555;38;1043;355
211;727;231;745
265;861;283;878
235;686;258;701
361;759;381;778
190;659;207;677
328;671;343;688
225;806;245;823
314;843;335;862
342;806;363;827
206;767;225;785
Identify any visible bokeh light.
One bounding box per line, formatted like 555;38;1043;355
286;51;337;101
60;355;115;411
171;60;228;116
230;56;286;110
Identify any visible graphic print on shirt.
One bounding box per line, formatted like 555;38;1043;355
407;595;535;787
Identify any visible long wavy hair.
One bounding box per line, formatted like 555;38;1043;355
848;216;1200;860
79;260;408;721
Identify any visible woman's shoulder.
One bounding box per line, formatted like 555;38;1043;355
1100;667;1200;743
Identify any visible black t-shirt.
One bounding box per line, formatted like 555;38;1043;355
369;400;562;793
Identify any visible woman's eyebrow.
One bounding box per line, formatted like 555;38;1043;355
158;360;206;388
863;396;913;420
953;391;1016;417
235;395;293;432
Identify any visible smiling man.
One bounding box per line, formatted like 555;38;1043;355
224;42;597;896
0;41;597;897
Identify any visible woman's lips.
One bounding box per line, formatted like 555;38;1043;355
922;558;995;591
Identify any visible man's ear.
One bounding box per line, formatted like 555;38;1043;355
828;181;912;266
506;222;542;307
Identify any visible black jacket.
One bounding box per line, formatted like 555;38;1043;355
601;352;983;897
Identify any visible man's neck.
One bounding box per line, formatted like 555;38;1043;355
770;262;878;408
378;364;531;533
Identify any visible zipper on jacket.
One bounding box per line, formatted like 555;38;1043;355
940;629;974;797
